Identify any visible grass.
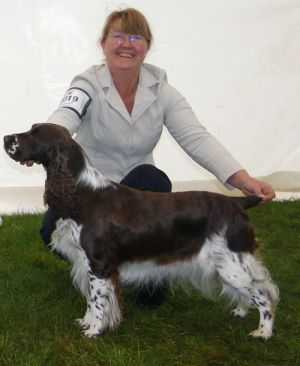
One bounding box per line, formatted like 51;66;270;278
0;201;300;365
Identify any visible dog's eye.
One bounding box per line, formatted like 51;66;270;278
31;123;41;129
30;123;41;134
31;128;38;134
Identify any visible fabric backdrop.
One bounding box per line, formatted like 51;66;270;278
0;0;299;192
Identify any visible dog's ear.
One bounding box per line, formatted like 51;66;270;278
66;141;86;176
45;142;68;171
44;141;79;211
46;141;84;177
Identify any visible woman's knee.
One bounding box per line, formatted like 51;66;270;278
121;164;172;192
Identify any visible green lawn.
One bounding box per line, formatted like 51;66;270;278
0;201;300;365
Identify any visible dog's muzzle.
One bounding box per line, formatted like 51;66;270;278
3;134;20;158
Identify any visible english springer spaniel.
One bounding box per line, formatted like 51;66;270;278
4;123;279;339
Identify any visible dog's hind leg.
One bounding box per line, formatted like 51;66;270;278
212;244;279;340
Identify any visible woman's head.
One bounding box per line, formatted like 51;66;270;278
100;8;153;49
100;8;152;73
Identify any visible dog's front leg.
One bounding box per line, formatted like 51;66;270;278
80;270;122;338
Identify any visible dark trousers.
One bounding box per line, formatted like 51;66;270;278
40;164;172;306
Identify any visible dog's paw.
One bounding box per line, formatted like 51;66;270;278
82;323;104;338
232;306;248;318
249;328;272;340
77;314;107;338
75;318;90;330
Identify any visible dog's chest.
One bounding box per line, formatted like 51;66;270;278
44;181;80;218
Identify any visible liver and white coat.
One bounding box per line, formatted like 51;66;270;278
4;123;279;339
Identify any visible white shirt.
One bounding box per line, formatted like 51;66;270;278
47;63;242;184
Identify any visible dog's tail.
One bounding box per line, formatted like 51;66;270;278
231;195;262;210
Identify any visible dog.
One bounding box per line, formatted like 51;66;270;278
4;123;279;339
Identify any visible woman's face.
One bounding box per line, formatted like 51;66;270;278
101;20;149;73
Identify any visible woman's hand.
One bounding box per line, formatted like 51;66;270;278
227;170;275;202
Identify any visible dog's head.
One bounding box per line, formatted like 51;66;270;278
3;123;73;165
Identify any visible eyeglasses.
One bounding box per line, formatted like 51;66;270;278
109;31;146;45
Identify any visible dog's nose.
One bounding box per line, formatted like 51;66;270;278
3;135;13;145
3;135;17;150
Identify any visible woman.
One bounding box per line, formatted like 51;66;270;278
40;8;275;306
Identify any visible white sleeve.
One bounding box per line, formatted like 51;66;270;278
47;75;93;135
162;84;243;185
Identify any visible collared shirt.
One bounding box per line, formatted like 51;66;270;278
47;63;242;184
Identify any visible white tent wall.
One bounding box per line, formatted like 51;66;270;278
1;1;299;197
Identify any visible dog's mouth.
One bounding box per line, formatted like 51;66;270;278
6;149;25;163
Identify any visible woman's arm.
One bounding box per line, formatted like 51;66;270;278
162;84;275;201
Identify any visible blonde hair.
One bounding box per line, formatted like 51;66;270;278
100;8;153;48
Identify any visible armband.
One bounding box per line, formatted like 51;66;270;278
59;87;91;118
